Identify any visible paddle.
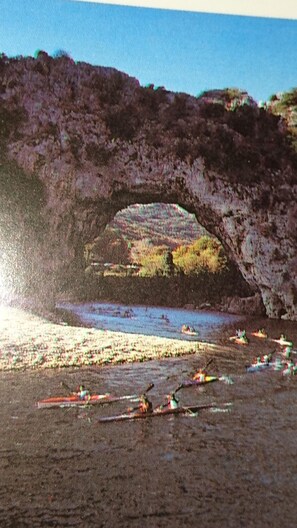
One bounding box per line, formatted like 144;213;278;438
167;355;214;398
195;358;233;385
61;381;76;394
173;383;184;394
143;382;154;395
189;357;214;378
61;381;91;397
202;357;214;371
171;358;215;395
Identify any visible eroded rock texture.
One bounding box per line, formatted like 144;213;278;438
1;52;297;318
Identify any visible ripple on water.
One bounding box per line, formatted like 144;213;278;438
1;305;297;527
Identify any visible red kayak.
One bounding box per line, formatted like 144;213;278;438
98;403;216;423
37;393;138;409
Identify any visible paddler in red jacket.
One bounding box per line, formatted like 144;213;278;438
138;393;153;413
192;368;207;382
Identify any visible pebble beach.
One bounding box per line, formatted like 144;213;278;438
0;304;206;371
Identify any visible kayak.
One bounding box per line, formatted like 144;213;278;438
271;338;293;347
229;336;249;345
181;376;219;388
251;330;268;339
246;362;271;373
246;360;283;373
98;403;216;423
181;329;198;336
282;366;297;376
37;393;138;409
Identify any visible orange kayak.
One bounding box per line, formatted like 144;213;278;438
251;330;268;339
229;336;249;345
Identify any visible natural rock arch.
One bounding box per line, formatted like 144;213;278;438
1;53;297;319
41;155;296;320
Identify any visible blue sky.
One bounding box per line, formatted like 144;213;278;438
1;0;297;102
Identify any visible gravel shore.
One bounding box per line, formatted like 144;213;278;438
0;304;208;371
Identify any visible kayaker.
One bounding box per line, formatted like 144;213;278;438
127;392;153;414
283;360;297;375
192;368;207;382
77;385;90;400
258;328;268;338
163;392;179;409
138;393;153;413
262;353;272;364
156;392;179;411
230;329;248;344
182;324;190;332
167;393;179;409
284;346;292;359
277;334;292;345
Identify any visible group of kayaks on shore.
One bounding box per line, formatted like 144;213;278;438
230;328;297;376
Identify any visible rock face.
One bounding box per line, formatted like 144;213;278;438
1;52;297;319
222;293;266;317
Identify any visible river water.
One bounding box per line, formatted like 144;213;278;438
58;301;247;341
1;303;297;527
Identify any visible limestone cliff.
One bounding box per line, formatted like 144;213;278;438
0;52;297;319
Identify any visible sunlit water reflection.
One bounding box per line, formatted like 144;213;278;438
58;301;246;341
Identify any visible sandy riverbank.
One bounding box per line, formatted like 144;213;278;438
0;303;212;371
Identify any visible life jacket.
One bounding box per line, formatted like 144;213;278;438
193;370;206;381
169;397;179;409
78;386;90;400
139;397;152;413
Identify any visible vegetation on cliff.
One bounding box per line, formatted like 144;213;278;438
269;88;297;150
1;51;297;187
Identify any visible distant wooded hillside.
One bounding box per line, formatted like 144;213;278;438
109;203;208;248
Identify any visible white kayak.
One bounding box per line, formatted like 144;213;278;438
246;360;283;373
